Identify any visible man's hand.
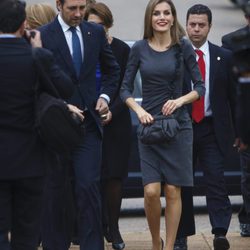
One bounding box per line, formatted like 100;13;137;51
96;97;109;117
28;30;42;48
233;137;249;152
102;110;112;125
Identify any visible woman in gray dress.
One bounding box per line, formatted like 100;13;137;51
120;0;205;249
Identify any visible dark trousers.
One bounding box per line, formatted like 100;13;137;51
176;187;195;238
41;155;74;250
177;118;232;238
71;114;104;250
238;149;250;224
0;177;44;250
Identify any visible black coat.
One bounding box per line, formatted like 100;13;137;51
222;26;250;144
102;38;132;178
0;38;74;179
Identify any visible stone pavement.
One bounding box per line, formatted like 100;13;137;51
61;231;250;250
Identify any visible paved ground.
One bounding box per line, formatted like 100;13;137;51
54;231;250;250
39;207;250;249
66;197;250;249
103;232;250;250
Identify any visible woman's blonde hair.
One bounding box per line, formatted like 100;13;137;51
143;0;185;45
26;3;56;29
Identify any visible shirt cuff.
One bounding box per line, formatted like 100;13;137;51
99;94;110;104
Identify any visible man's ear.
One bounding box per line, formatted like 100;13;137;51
56;0;62;12
17;21;26;37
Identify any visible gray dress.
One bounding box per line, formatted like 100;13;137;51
120;38;205;187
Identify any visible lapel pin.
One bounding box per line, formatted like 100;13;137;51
87;31;91;35
217;56;221;61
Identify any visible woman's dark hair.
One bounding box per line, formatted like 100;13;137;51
84;2;113;29
0;0;26;33
186;4;212;25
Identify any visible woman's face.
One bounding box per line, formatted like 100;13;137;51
87;13;108;32
151;2;174;34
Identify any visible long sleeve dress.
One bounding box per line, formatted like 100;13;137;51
120;38;205;187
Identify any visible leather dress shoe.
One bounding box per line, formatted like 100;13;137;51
240;223;250;237
112;241;125;250
213;235;230;250
174;237;187;250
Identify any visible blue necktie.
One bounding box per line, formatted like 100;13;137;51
69;26;82;77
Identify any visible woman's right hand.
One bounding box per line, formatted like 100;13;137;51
137;109;154;125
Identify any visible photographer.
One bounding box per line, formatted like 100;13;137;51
222;0;250;238
0;0;76;249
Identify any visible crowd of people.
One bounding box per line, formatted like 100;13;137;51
0;0;249;250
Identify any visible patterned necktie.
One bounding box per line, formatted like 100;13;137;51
192;49;205;123
69;26;82;77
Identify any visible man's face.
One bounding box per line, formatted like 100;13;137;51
186;14;211;48
57;0;86;27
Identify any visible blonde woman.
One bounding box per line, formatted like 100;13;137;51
25;3;56;29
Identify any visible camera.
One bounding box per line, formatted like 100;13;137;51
23;30;36;43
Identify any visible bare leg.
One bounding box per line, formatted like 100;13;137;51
164;184;181;250
144;182;162;250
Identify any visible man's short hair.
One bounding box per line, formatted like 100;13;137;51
186;4;212;25
0;0;26;33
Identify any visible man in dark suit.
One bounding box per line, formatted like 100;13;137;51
39;0;120;249
174;4;237;250
222;5;250;238
0;1;75;249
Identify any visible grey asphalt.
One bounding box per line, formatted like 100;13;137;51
38;197;250;249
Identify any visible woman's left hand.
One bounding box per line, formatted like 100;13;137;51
162;98;183;115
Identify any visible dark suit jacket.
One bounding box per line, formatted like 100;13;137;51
39;18;120;134
0;38;73;179
183;42;237;155
222;26;250;145
222;25;250;51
